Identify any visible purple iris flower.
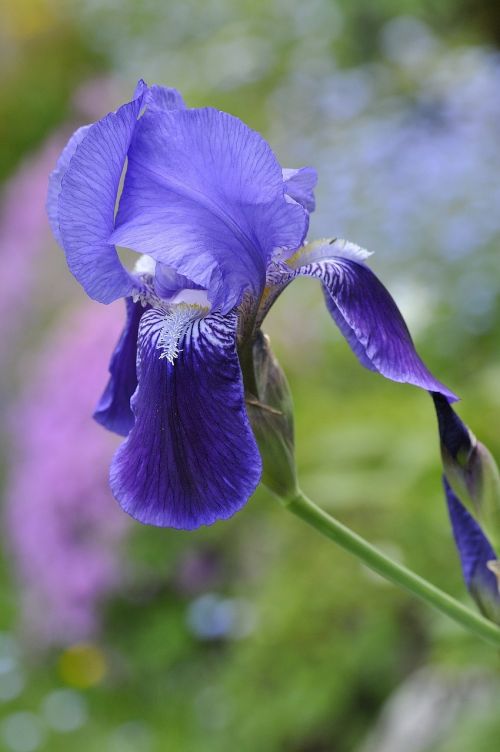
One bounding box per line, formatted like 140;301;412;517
48;80;456;529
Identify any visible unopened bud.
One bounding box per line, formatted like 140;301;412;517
245;331;297;499
432;393;500;548
445;478;500;625
473;443;500;549
486;560;500;594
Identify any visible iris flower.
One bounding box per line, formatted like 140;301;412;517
48;81;456;529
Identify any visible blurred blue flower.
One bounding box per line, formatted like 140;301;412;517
48;81;456;529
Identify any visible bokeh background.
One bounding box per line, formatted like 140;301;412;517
1;1;499;750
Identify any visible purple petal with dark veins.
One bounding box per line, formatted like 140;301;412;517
288;240;458;401
56;81;148;303
111;108;308;313
94;298;145;436
110;309;262;528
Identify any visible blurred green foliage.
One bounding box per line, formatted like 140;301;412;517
0;6;104;180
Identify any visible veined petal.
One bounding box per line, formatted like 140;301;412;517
145;84;185;112
287;239;457;402
94;298;145;436
110;308;262;528
57;81;148;303
444;477;500;623
282;167;318;213
47;124;91;244
111;108;307;313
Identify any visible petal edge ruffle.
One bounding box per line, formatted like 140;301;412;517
282;167;317;213
57;82;147;303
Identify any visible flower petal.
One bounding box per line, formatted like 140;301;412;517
145;84;185;112
282;167;317;213
47;124;91;244
111;108;307;312
110;308;262;528
93;298;145;436
432;392;472;461
288;239;458;401
444;477;500;622
57;81;147;303
154;262;203;300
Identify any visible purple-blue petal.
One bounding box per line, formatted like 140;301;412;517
154;263;203;300
432;392;472;460
47;124;91;244
145;84;185;112
111;107;307;313
93;298;145;437
444;477;500;621
291;249;457;402
57;81;148;303
283;167;318;213
110;309;262;528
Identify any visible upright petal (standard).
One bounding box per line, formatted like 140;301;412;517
282;167;318;213
56;82;148;302
112;108;308;312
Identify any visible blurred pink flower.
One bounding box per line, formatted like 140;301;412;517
0;136;64;366
5;301;129;647
72;75;125;121
0;77;123;377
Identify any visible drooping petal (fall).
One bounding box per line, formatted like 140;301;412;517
94;298;145;436
110;308;262;528
287;239;458;401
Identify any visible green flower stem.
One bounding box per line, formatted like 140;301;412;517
281;489;500;649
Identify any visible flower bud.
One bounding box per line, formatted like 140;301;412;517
432;393;500;548
444;477;500;625
486;560;500;594
244;331;297;499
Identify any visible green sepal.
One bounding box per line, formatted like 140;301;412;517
245;331;297;499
